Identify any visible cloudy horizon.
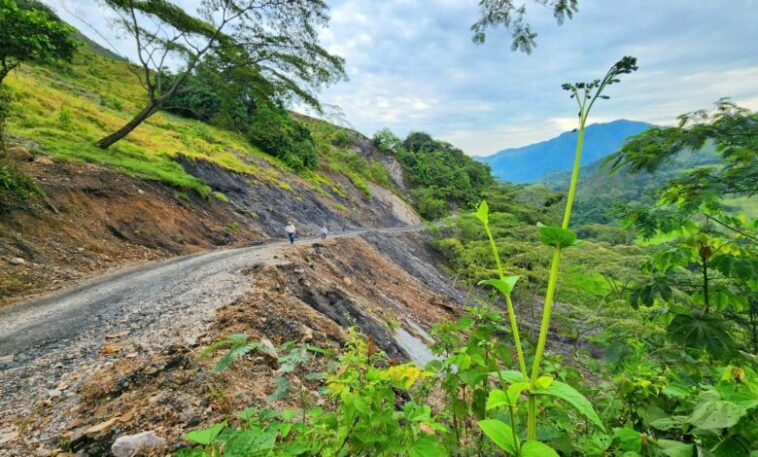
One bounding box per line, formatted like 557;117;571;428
44;0;758;156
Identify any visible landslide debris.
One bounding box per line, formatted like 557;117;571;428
0;235;460;456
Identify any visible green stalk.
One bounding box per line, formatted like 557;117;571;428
526;117;586;440
484;221;528;379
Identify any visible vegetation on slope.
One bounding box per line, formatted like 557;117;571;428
373;128;493;219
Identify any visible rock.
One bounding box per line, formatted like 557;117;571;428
9;257;26;265
0;353;15;367
182;335;198;347
300;326;314;343
260;337;276;353
0;430;19;445
47;389;62;399
342;276;353;286
83;417;121;438
6;145;33;162
101;344;121;354
111;430;164;457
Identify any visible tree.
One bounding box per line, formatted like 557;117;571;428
471;0;578;53
608;100;758;355
95;0;345;149
0;0;77;86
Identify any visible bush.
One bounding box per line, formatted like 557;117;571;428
415;188;448;219
246;105;317;171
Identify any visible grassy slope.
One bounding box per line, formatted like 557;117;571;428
5;43;396;202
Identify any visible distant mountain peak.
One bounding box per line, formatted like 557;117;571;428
476;119;650;183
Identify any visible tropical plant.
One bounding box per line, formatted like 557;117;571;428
609;100;758;355
473;56;638;453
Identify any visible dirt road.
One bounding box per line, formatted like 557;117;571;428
0;226;422;422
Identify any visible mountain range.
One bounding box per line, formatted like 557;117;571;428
476;119;651;183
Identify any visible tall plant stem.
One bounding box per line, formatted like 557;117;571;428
526;117;586;440
484;222;528;379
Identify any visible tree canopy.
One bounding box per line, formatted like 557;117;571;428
0;0;78;85
96;0;345;149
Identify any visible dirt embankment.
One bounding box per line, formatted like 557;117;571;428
1;235;460;456
0;142;420;305
1;152;263;305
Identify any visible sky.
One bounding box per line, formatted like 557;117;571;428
44;0;758;156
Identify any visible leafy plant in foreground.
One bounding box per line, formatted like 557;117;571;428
474;56;638;453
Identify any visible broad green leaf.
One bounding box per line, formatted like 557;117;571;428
479;276;520;296
475;200;489;225
486;389;509;411
655;439;693;457
223;428;277;455
536;375;553;390
536;380;605;430
409;434;446;457
507;382;530;406
478;419;517;455
494;370;526;383
686;400;747;430
649;417;684;431
538;224;578;248
520;440;559;457
185;422;225;445
613;427;642;453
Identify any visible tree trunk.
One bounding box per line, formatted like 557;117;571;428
96;101;161;149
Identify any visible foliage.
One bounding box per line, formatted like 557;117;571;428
0;157;42;211
0;0;78;86
246;105;318;171
470;0;578;53
373;128;493;218
609;100;758;356
96;0;345;148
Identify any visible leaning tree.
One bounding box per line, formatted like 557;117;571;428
96;0;345;149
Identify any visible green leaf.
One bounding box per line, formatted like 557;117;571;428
520;440;559;457
535;380;605;430
223;428;277;455
478;419;517;455
479;276;520;296
686;400;747;430
655;439;693;457
486;389;510;411
475;200;489;225
613;427;642;453
185;422;225;445
409;434;446;457
538;224;578;248
536;375;553;390
507;382;529;406
667;313;736;358
494;370;526;383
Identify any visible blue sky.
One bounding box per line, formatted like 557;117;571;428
45;0;758;155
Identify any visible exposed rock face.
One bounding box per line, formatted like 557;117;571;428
176;155;415;237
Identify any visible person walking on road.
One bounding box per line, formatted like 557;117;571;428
286;220;296;244
320;225;328;240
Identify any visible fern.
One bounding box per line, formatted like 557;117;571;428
199;333;265;373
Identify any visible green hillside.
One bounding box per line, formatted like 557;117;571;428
539;145;721;225
4;42;392;199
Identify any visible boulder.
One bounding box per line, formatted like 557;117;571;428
6;145;33;162
111;431;164;457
